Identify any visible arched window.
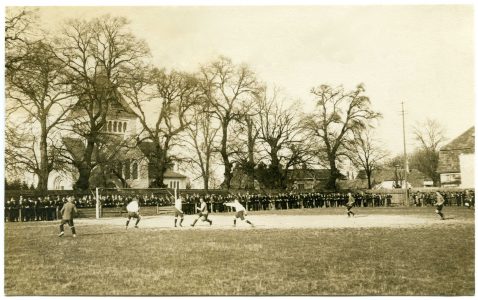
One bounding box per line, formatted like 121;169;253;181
113;121;117;132
132;162;138;180
108;121;112;132
123;122;127;132
124;160;131;180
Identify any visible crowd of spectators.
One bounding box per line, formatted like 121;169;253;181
410;190;475;207
4;189;474;222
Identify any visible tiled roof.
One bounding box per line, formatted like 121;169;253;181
440;127;474;151
437;126;475;174
68;88;137;120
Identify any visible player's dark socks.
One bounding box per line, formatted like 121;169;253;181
191;219;197;226
233;219;236;226
246;220;254;226
71;226;76;235
208;219;212;225
60;224;64;232
179;218;183;226
126;220;130;227
135;219;140;226
174;219;177;227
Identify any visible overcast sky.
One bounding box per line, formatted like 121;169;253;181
34;5;475;156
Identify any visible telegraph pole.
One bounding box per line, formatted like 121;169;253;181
401;101;409;206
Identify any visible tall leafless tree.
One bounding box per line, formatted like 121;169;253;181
54;15;149;190
184;103;220;191
255;87;304;189
303;84;381;190
6;40;74;191
121;67;202;187
200;56;259;189
345;127;389;189
411;118;446;186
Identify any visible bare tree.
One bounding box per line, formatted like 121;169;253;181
121;67;202;187
345;127;389;189
184;104;220;191
255;87;304;189
6;40;74;191
412;119;446;186
54;15;149;190
303;84;381;190
200;56;259;189
5;8;39;73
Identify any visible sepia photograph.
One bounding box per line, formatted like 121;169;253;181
3;2;475;296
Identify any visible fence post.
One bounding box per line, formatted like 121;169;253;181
156;203;159;215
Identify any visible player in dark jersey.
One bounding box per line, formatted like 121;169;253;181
58;197;78;237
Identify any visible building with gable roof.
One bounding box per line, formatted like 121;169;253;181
47;80;189;190
437;126;475;188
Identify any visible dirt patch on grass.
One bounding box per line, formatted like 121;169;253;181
77;213;473;230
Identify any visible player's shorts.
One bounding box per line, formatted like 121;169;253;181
235;210;245;220
346;204;353;210
174;208;184;218
61;219;74;227
436;204;443;212
127;211;140;219
198;212;208;220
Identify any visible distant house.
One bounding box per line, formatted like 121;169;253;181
286;168;333;190
437;126;474;188
355;168;427;189
229;166;344;190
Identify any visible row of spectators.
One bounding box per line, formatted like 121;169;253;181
410;190;475;207
4;190;474;222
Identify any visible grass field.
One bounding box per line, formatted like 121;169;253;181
4;207;474;296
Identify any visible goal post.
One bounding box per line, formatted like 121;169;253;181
96;187;100;219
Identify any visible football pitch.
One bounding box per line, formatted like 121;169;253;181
4;207;475;296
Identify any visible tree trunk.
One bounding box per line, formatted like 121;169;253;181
37;129;49;192
221;122;233;190
75;165;92;191
366;169;372;189
246;119;255;189
203;174;209;192
270;145;284;189
152;144;168;188
326;157;338;191
74;137;95;191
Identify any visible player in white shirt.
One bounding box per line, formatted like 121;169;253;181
224;198;254;227
125;197;141;229
174;195;184;227
191;197;212;227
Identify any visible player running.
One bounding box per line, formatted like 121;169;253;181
191;197;212;227
435;191;445;220
224;198;254;227
58;196;78;237
174;194;185;227
125;197;141;229
346;192;356;217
